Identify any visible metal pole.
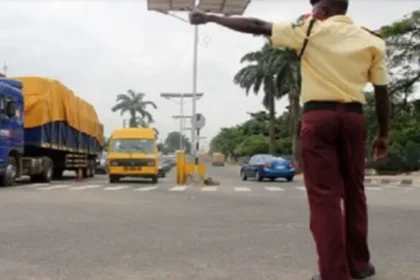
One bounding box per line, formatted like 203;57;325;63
179;95;184;150
195;128;200;165
191;25;198;159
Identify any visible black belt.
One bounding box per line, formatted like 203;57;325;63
303;101;363;114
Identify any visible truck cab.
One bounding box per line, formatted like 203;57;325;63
107;128;159;184
0;79;25;185
0;78;55;186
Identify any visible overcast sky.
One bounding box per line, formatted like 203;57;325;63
0;0;417;148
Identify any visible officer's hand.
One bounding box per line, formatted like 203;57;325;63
372;136;389;161
189;9;209;25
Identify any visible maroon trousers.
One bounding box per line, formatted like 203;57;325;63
299;105;371;280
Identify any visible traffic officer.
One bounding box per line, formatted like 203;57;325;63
189;0;390;279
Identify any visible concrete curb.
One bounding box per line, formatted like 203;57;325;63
293;178;419;186
225;165;420;186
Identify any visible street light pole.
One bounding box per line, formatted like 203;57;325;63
148;0;251;179
161;93;203;151
191;25;199;159
179;95;184;150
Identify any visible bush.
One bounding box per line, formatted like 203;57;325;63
374;141;420;173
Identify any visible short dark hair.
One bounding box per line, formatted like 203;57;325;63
310;0;349;13
310;0;320;5
332;0;349;12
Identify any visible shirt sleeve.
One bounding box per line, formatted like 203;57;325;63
271;20;309;50
369;42;388;85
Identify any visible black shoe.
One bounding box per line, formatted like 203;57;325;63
351;263;376;279
311;275;321;280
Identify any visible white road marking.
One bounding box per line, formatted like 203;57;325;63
104;185;130;191
295;186;306;191
201;187;217;192
383;185;399;189
265;186;285;192
69;185;100;190
134;186;158;191
366;187;382;191
38;184;69;190
234;187;251;192
169;186;187;191
370;180;380;185
17;183;50;188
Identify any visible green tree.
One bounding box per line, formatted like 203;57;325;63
233;43;281;154
365;9;420;173
111;89;157;128
234;42;301;160
234;134;268;155
209;110;292;158
164;131;191;154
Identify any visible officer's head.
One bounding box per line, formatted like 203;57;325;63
311;0;349;19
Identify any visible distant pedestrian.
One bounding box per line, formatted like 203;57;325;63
189;0;390;279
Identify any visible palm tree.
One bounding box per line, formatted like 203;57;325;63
234;41;301;161
233;43;279;154
268;48;301;163
111;89;157;128
234;41;301;162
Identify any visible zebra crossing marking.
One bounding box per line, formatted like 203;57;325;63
234;187;250;192
169;186;187;191
366;187;382;191
17;183;50;189
104;185;130;191
201;186;217;192
69;184;100;190
265;186;285;192
6;182;420;193
134;186;158;191
38;184;69;190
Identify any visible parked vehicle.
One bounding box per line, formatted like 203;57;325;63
0;77;103;186
158;158;171;178
107;128;159;183
96;152;108;174
211;152;225;166
240;154;296;182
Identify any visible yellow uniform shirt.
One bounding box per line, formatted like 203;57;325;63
271;15;388;104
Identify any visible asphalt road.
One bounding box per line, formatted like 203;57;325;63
0;166;419;280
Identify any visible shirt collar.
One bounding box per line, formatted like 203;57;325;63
326;15;353;24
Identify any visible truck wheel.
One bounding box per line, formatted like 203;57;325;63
52;168;64;179
82;168;89;178
0;157;17;187
39;158;53;183
109;175;119;183
90;166;95;178
151;175;158;184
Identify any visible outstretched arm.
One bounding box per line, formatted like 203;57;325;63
189;10;272;36
206;14;272;36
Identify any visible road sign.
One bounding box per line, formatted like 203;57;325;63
192;113;206;129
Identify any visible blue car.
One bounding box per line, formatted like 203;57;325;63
240;154;296;182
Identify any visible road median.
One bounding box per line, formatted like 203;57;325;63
226;164;420;186
294;174;420;186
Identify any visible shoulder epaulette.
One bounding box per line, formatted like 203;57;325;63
361;27;383;39
301;13;312;19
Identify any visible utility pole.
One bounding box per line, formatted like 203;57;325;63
161;93;203;151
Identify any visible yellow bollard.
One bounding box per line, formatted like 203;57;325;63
176;150;185;185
